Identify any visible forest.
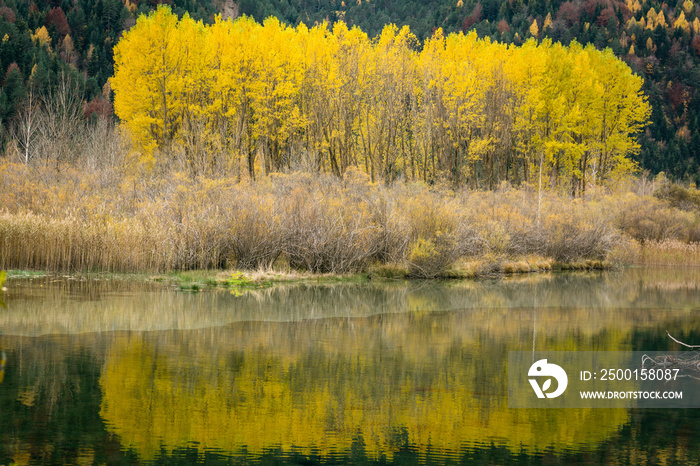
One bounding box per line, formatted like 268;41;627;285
0;0;699;182
112;7;649;193
0;2;699;276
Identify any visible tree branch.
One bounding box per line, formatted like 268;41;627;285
667;331;700;348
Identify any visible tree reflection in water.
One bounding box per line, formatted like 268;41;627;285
1;268;700;463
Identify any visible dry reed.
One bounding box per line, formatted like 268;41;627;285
1;160;700;275
639;239;700;267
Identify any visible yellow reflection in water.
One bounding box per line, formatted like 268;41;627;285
3;267;699;461
100;312;630;461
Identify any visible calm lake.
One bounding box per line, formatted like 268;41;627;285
1;268;700;464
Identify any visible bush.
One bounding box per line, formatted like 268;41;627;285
282;181;382;273
654;183;700;211
616;194;694;242
407;233;458;278
228;189;284;269
4;159;699;274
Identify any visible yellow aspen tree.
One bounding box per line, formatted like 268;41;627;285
646;7;656;29
531;40;573;192
363;24;416;182
585;46;650;185
113;5;185;158
111;11;650;188
415;28;446;182
200;15;262;179
206;16;239;175
683;0;694;14
536;42;576;192
471;39;514;188
543;13;553;30
348;23;380;179
175;14;216;174
300;20;368;176
440;32;494;187
299;21;335;174
554;42;602;194
338;24;374;173
529;19;539;37
656;10;666;27
508;38;547;186
570;44;601;194
626;0;642;13
31;26;51;49
248;17;305;174
232;17;264;179
674;11;690;33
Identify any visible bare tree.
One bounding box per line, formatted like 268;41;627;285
82;117;124;170
12;85;39;165
37;73;85;166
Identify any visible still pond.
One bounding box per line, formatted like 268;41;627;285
1;268;699;464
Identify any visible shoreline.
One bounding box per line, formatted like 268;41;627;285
2;257;614;292
7;241;700;292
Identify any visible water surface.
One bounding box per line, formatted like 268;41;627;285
1;268;700;464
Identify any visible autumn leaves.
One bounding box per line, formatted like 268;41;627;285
113;6;649;190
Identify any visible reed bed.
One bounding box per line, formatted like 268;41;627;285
639;239;700;267
1;160;699;275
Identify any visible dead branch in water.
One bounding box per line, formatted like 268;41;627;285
639;332;700;379
666;331;700;348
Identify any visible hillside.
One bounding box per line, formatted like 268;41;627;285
0;0;699;182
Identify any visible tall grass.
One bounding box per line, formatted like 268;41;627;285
639;240;700;267
1;160;699;275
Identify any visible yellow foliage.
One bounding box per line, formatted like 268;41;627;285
31;26;50;48
626;0;642;13
656;10;666;27
98;328;630;461
108;9;649;188
683;0;694;13
529;18;539;37
409;236;438;263
543;12;553;30
647;7;657;24
674;11;690;32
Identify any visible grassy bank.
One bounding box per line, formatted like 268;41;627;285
1;161;699;277
637;240;700;267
